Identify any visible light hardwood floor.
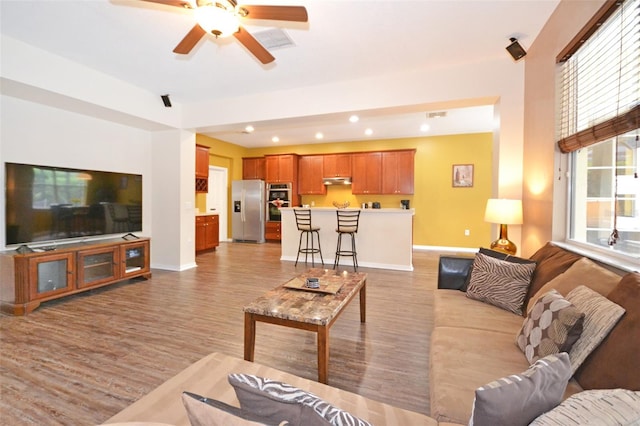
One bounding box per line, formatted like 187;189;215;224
0;242;442;425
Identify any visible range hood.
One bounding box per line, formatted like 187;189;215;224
323;177;352;185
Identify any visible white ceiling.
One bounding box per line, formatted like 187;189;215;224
0;0;560;147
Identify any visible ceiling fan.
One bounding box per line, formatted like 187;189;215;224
140;0;308;64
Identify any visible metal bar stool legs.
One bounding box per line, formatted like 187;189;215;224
294;209;324;267
333;210;361;272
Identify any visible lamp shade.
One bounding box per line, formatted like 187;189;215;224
484;199;523;225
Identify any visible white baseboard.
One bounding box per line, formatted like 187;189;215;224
412;245;478;253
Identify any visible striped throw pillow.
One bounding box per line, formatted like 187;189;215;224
565;285;625;374
530;389;640;425
228;373;372;426
466;252;536;314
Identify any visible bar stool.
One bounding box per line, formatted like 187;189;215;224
294;209;324;267
333;210;361;271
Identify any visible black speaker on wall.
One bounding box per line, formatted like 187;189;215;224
506;38;527;61
161;94;172;108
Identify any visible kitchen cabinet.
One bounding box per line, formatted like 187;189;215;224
351;152;382;194
242;157;265;180
382;150;415;194
323;154;352;178
265;154;298;183
196;214;219;252
196;144;210;193
298;155;326;195
1;238;151;315
265;222;282;241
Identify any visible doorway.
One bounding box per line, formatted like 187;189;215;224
207;166;228;242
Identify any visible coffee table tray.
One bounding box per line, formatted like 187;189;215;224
283;276;343;294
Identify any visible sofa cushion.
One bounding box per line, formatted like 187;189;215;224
466;252;536;315
434;290;524;334
430;326;530;424
181;391;265;426
574;272;640;391
565;285;625;374
469;353;571;426
529;389;640;425
526;242;582;309
516;289;584;364
228;373;372;426
526;257;622;313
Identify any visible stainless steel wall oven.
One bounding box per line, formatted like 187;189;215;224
266;183;291;222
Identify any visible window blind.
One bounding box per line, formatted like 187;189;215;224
557;0;639;154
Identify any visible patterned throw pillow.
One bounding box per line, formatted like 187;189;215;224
469;353;572;426
565;285;625;374
466;252;536;314
228;373;372;426
529;389;640;425
516;289;584;364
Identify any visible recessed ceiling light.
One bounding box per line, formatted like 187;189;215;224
244;125;255;133
420;123;430;132
315;132;324;139
364;128;373;136
272;136;280;143
349;115;359;123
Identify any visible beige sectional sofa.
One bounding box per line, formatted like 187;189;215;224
104;242;639;426
430;242;640;424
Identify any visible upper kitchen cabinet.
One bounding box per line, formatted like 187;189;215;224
265;154;298;183
242;157;265;180
323;154;352;178
382;150;416;194
195;144;210;193
351;152;382;194
298;155;326;195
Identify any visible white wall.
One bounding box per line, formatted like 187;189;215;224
150;129;197;271
0;95;158;250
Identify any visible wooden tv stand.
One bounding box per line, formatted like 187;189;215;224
0;237;151;315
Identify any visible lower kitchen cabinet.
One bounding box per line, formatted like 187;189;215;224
196;214;219;252
265;222;281;241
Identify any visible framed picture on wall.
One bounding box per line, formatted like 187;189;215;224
452;164;474;187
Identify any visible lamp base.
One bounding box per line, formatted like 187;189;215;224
489;224;517;255
489;238;517;255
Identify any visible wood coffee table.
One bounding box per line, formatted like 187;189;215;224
243;268;367;384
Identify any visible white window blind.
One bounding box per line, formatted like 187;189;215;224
557;0;639;153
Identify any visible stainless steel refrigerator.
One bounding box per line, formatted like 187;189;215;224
232;180;266;243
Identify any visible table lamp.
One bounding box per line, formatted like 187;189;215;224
484;198;523;255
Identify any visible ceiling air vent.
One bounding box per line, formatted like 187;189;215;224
427;111;448;119
253;28;295;50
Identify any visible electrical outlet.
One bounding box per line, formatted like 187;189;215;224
464;229;470;236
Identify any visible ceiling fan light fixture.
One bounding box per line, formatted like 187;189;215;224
194;3;239;38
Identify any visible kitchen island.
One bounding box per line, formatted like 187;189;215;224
280;207;415;271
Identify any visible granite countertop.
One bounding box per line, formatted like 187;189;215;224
196;211;219;216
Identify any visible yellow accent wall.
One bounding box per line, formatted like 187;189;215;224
195;132;493;248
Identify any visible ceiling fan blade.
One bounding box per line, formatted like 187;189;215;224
173;24;206;54
240;5;308;22
234;27;275;64
138;0;194;9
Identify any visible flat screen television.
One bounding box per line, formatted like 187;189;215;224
5;162;143;247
